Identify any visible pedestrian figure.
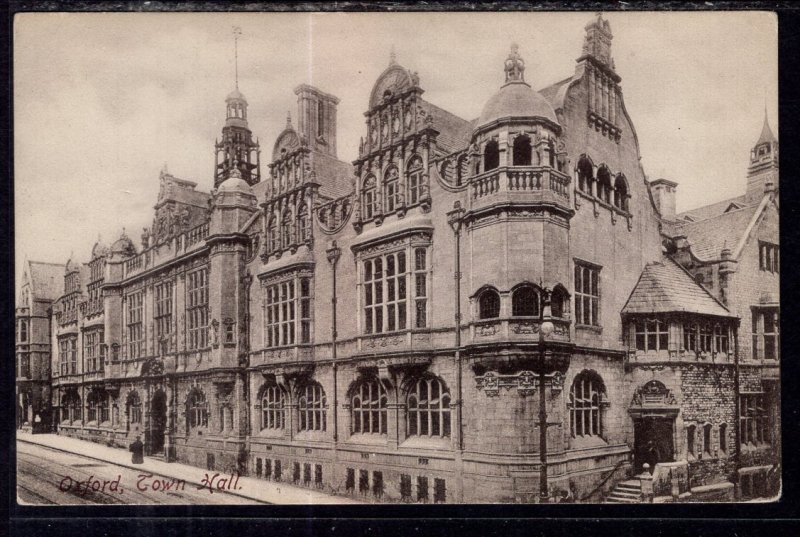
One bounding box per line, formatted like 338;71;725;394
129;435;144;464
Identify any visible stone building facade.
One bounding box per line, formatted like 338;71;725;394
17;14;780;503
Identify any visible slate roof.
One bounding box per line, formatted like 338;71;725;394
312;151;354;199
538;77;572;108
27;261;65;301
675;194;748;222
622;257;732;317
421;100;474;154
666;205;758;261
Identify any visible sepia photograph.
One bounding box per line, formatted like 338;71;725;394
13;9;780;505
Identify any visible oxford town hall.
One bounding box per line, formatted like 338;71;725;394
16;14;779;503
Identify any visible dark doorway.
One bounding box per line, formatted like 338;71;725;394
633;417;675;473
148;390;167;456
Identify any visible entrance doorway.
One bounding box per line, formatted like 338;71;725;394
633;417;675;473
148;390;167;456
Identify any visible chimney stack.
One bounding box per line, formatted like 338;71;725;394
649;178;678;221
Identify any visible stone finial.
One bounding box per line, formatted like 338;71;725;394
504;42;526;83
230;159;243;179
582;11;614;67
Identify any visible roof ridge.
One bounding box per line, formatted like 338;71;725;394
665;256;730;313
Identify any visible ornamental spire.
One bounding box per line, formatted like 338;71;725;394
504;42;526;84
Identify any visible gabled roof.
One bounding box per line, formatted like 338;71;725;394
26;260;65;302
675;194;748;222
667;204;760;261
622;257;732;317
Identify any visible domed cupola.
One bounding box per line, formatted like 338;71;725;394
475;44;560;134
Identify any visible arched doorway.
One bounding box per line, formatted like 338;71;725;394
628;380;679;473
148;389;167;456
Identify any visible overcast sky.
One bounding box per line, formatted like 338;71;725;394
14;11;777;286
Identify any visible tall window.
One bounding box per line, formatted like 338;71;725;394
483;141;499;172
155;280;173;352
407;377;451;438
127;290;144;359
61;392;81;424
261;385;285;430
317;100;324;137
414;248;428;329
478;288;500;319
18;320;28;343
264;277;312;347
597;166;612;204
577;155;594;193
297;203;310;242
407;156;424;205
363;175;377;219
59;338;69;376
569;371;605;438
266;215;278;253
752;308;779;360
187;268;209;350
84;330;104;372
384;166;400;212
351;378;387;435
512;135;532;166
188;389;209;429
363;251;407;334
613;174;629;211
69;337;77;374
574;263;600;326
740;394;770;446
18;353;30;378
759;242;779;273
298;382;326;432
127;391;142;427
703;423;712;457
87;390;108;424
281;209;293;248
687;424;696;457
634;319;668;352
714;323;729;354
550;286;567;318
719;423;728;454
512;285;539;317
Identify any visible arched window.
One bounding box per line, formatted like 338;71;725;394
577;156;594;193
719;423;728;454
351;378;388;435
478;288;500;319
266;214;277;253
512;285;539;317
188;389;209;429
281;208;293;248
407;376;451;438
569;371;606;438
406;156;424;205
261;385;285;430
19;320;28;343
61;392;81;424
298;382;326;432
87;389;108;424
550;285;567;318
613;174;629;211
297;203;310;242
484;140;500;172
127;391;142;427
363;175;377;219
597;166;612;204
512;135;532;166
456;154;468;186
384;166;400;212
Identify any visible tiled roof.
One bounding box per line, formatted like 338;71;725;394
312;151;354;199
538;77;572;108
675;194;748;222
622;257;732;317
27;261;64;301
421;100;473;154
667;205;758;261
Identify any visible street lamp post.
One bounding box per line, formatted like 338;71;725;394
326;241;342;444
538;288;555;503
446;202;466;453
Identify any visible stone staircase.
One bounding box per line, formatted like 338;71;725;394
605;479;642;504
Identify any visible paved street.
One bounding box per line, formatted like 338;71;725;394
17;441;262;505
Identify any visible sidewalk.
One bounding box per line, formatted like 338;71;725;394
17;432;362;505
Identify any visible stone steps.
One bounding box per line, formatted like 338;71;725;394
605;479;642;504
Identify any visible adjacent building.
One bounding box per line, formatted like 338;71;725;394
16;14;780;503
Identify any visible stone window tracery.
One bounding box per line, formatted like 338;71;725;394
569;371;606;438
188;388;209;429
478;288;500;319
407;376;451;438
384;166;400;212
127;391;142;427
406;156;424;206
613;174;629;211
597;165;613;204
261;385;285;430
350;377;387;435
298;382;327;432
363;175;377;220
512;285;539;317
187;267;209;350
